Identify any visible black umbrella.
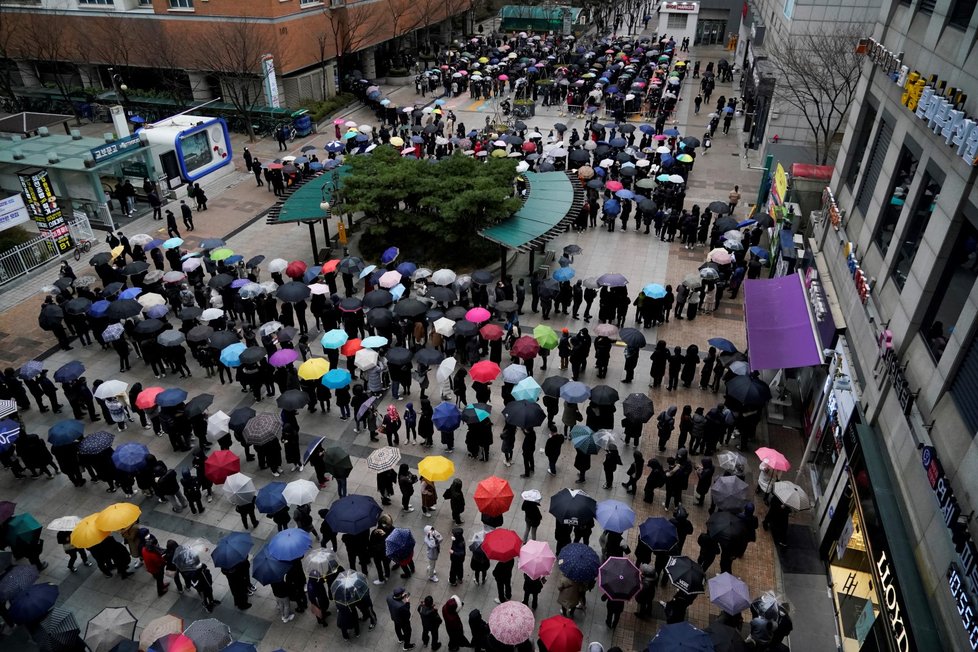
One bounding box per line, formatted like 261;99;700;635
187;325;214;342
639;198;657;213
393;299;426;318
106;299;141;320
706;511;749;547
445;306;468;321
539;279;559;298
568;150;590;163
322;445;353;475
366;308;395;329
277;389;309;410
185;393;214;418
549;488;597;525
554;123;567;133
622;393;654;422
65;298;92;315
277;282;311;303
51;276;72;290
715;216;739;233
103;282;124;296
461;402;492;425
471;270;494;285
706;624;747;652
229;407;256;432
542;375;569;398
681;136;701;148
239;346;266;366
133;319;164;336
209;330;240;349
177;306;203;321
363;290;393;308
502;400;546;428
599;557;641;600
425;309;444;323
414;347;445;366
665;555;705;594
338;256;366;275
707;201;730;215
587;179;604;190
246;255;265;268
617;328;646;348
495;299;518;313
122;261;149;276
589;385;619;406
208;274;234;289
725;372;772;410
338;297;362;313
454;321;479;337
90;252;112;266
385;347;413;366
514;120;527;131
427;286;457;303
753;213;774;228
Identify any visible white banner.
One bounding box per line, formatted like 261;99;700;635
0;194;30;231
262;54;281;109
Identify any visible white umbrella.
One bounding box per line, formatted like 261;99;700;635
47;515;82;531
206;410;231;441
431;269;457;286
93;379;128;400
413;267;432;280
222;472;257;507
656;146;671;154
129;234;153;247
201;308;224;321
436;357;457;383
260;321;283;336
773;481;811;511
501;364;528;384
433;317;456;336
521;490;541;502
268;258;288;273
308;283;331;296
137;293;165;308
355;348;379;371
183;258;203;272
669;174;685;183
723;230;744;242
283;479;320;506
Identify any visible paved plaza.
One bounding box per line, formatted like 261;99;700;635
0;37;835;652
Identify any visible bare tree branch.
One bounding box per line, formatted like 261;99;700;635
13;11;84;125
322;3;379;89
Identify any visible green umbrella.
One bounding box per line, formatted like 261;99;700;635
6;513;42;546
322;445;353;475
209;248;234;261
533;324;559;350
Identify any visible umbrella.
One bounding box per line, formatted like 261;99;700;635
474;476;514;516
639;517;678;551
283;479;319;506
276;389;309;411
0;565;39;601
465;307;491;323
321;368;351;389
184;393;214;419
469;360;500;383
148;633;197;652
106;299;142;320
708;337;738;353
666;555;705;593
589;385;620;406
70;513;110;549
502;400;545;429
618;328;646;349
512;377;542;401
556;543;600;582
596;273;628;287
184;618;231;652
321;329;349;349
0;419;20;453
511;336;540;359
221;473;257;507
750;246;771;260
79;431;114;455
46;515;81;532
276;282;311;303
432;402;462;431
501;364;528;384
204;450;240;484
269;348;299;367
355;395;377;420
538;616;582;652
415;347;445;366
6;512;42;547
707;511;749;547
251;545;290;585
298;358;330;380
54;361;85;383
418;455;454;481
321;445;353;476
305;547;340;576
518;540;555;580
549;489;597;524
648;622;713;652
598;556;641;600
363;290;393;309
354;348;379;371
558;381;590;403
718;450;747;473
330;569;370;605
38;607;81;651
488;601;535;645
326;494;382;533
95;502;140;531
709;572;751;614
9;582;58;624
384;528;416;562
755;447;790;472
711;475;751;511
707;623;748;652
622;393;655;423
773;480;811;510
385;347;412;366
595;500;635;533
541;376;569;398
85;606;137;652
243;413;281;445
482;528;522;561
256;482;287;514
139;615;184;651
156;388;188;407
571;427;598;454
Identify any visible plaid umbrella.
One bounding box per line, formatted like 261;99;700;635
488;601;535;645
242;414;281;445
85;606;137;652
183;618;232;652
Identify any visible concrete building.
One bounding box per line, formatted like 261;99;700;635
807;0;978;649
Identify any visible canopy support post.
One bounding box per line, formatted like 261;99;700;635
500;245;508;279
308;222;319;264
528;249;535;275
322;219;331;254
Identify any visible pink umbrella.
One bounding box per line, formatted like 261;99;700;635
708;248;733;265
653;134;668;141
498;74;509;81
755;447;790;472
605;180;624;192
378;271;402;289
269;349;299;368
465;307;491;323
518;540;556;580
488;601;535;645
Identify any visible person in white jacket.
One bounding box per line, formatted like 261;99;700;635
424;525;444;582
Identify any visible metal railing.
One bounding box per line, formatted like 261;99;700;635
0;234;63;287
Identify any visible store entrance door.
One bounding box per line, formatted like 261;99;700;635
695;19;726;45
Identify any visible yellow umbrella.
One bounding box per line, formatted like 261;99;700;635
95;502;141;532
298;358;330;380
418;455;455;482
110;246;125;261
71;514;110;549
390;136;405;147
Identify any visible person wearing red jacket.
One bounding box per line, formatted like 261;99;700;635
140;536;170;596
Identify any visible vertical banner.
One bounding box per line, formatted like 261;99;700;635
262;54;281;109
17;168;73;254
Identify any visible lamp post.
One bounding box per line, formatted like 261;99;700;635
107;66;131;137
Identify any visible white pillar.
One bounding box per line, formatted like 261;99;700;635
361;48;377;79
187;72;214;102
325;62;338;97
17;62;41;88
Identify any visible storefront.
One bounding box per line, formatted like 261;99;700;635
658;1;699;47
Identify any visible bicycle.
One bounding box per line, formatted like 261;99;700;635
73;239;94;262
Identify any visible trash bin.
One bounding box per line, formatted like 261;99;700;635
292;110;312;137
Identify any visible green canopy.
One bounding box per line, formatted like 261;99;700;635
480;171;579;252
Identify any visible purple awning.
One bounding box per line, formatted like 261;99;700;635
743;274;823;371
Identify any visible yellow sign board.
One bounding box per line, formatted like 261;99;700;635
773;163;788;204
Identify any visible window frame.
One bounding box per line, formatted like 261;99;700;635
948;0;977;28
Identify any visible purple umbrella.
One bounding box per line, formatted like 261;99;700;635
269;349;299;367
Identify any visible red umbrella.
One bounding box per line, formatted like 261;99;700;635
474;476;514;516
286;260;308;279
135;386;165;410
522;142;537;153
340;338;363;357
511;336;540;359
203;450;240;484
605;180;624;192
470;360;501;383
480;324;504;341
482;528;522;561
538;616;583;652
320;259;340;274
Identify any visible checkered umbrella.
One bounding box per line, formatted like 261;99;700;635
242;413;281;445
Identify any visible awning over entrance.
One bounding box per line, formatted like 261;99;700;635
479;171;581;253
743;273;823;371
266;166;349;225
0;111;73;137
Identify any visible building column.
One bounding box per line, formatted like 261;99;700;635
16;62;41;88
325;62;338;98
440;20;453;46
361;48;377;80
187;72;214;102
77;65;100;90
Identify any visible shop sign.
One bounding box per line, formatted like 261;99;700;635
821;186;843;229
948;565;978;649
875;550;911;652
90;134;142;164
16;168;72;254
879;348;915;416
663;2;697;10
0;194;30;231
804;265;837;351
843;241;870;304
262;54;281;109
772;163;787;204
858;37;978;168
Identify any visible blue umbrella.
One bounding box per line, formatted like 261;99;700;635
648;622;713;652
572;428;598;454
79;430;114;455
326;141;345;153
144;239;164;250
111;442;150;472
615;189;635;200
602;198;620;215
396;261;417;277
432;402;462;431
664;128;681;136
212;532;253;570
17;360;43;380
325;494;382;534
391;284;406;301
381;247;400;264
707;338;738;353
256;482;288;514
302;436;326;465
222;643;258;652
642;283;666;299
559;381;591;403
556;543;600;582
722;106;734;114
609;137;627;148
163;238;183;249
119;287;142;300
322;368;352;389
145;305;169;320
251;546;290;585
639;124;655;134
53;361;85;383
8;582;58;624
737;219;757;228
749;246;770;260
639;517;678;551
596;500;636;533
309;162;324;171
361;335;389;348
321;329;349;349
220;343;247;368
155;388;187;407
553;267;575;282
48;420;84;447
225;255;244;265
384;527;416;561
597;273;628;287
512;377;542;402
0;419;19;453
302;266;323;283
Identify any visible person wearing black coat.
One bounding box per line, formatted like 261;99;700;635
602;447;622;489
521;499;542;542
700;347;717;389
593;335;613;378
666;346;683;391
307;572;330;626
337;600;360;639
17;433;58;478
286;559;308;613
522;573;544;609
281;422;301;472
52;441;84;486
418;596;443;650
180;469;205;514
469;543;490;585
90;535;134;579
468;609;489;652
236;497;260;529
222;559;254;610
573;449;591;484
680;345;699;388
387;588;414;649
648;340;669;388
492;558;515;603
261;437;283;476
271;506;291;531
187;563;220;612
448;528;466;586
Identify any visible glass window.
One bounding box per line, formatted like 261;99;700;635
918;0;936;13
873;147;918;256
667;14;688;29
79;0;114;4
949;0;977;27
892;171;943;290
921;206;978;361
845;106;878;190
784;0;796;17
169;0;193;7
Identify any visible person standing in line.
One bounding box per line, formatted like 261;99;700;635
492;558;514;604
388;587;416;650
442;478;465;525
424;525;443;582
521;495;542;542
418;596;443;650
